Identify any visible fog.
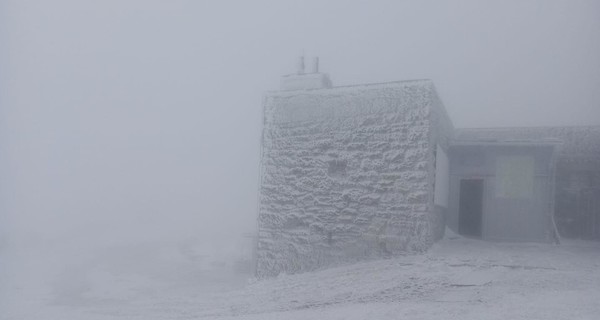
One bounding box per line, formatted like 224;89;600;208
1;0;599;317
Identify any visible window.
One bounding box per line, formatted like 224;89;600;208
496;156;534;198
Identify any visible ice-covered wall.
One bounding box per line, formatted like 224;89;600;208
427;91;455;241
256;80;442;277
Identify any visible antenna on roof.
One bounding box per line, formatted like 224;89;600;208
297;55;305;74
281;54;332;90
311;56;319;73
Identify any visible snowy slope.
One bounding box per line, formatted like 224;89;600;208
3;234;599;319
195;235;600;320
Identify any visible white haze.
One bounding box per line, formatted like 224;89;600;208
0;0;599;313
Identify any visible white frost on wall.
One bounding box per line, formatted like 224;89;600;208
256;80;445;277
434;145;449;207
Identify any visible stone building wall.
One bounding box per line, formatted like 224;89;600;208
256;80;442;277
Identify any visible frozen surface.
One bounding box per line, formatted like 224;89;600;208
257;81;443;276
2;234;600;319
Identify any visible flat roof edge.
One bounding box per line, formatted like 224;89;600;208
265;79;434;96
456;125;600;131
451;139;562;147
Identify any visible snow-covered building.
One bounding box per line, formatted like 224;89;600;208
256;63;600;277
256;65;452;277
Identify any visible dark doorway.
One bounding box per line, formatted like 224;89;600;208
458;179;484;237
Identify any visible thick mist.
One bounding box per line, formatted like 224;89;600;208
1;0;599;318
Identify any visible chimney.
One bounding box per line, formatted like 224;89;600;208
297;56;305;74
311;57;319;73
281;56;332;91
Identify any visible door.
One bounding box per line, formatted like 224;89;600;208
458;179;484;237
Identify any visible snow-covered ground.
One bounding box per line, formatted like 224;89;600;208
2;233;600;319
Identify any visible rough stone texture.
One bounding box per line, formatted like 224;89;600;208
256;80;449;277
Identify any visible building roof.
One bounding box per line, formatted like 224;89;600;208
451;139;561;147
263;79;442;125
454;126;600;158
266;79;434;97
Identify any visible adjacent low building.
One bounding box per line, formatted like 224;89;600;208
455;126;600;241
448;140;559;242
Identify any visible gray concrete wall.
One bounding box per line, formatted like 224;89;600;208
455;126;600;240
448;145;555;242
256;81;439;277
555;160;600;239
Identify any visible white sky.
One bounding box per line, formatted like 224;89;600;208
1;0;599;247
